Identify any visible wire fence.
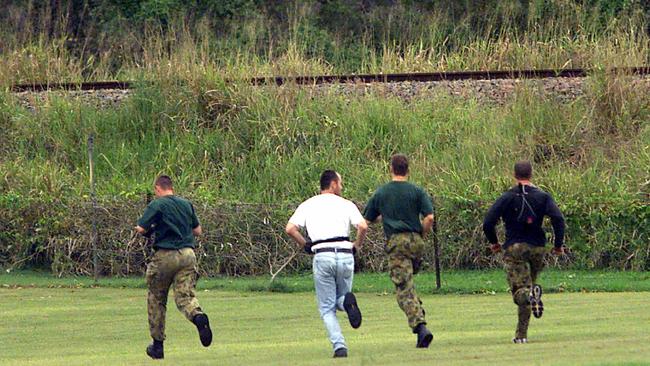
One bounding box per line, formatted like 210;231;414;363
3;191;645;280
3;188;649;281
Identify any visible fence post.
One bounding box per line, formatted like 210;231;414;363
88;134;99;281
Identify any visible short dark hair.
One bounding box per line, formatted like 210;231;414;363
514;161;533;180
391;154;409;176
320;170;339;191
155;175;173;190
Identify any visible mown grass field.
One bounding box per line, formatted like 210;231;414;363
3;269;650;294
1;272;649;365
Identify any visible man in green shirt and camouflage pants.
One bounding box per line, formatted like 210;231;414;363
364;154;435;348
135;175;213;359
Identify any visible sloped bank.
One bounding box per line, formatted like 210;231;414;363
1;73;648;276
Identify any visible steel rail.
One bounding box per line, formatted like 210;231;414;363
11;81;133;92
9;66;649;92
250;66;649;85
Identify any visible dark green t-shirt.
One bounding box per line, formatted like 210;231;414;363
363;181;434;239
137;195;200;250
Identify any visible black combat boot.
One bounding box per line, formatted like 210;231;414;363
192;313;213;347
529;284;544;318
333;348;348;358
414;323;433;348
343;292;362;329
146;339;164;359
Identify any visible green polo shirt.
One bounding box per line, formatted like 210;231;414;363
137;195;200;250
363;181;434;239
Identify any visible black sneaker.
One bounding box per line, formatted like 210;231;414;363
333;348;348;358
415;323;433;348
146;343;164;359
343;292;362;329
512;337;528;344
529;284;544;318
193;313;213;347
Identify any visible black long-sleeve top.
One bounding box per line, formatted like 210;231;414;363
483;184;565;249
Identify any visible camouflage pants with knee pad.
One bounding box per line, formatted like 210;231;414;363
503;243;546;339
387;232;426;331
146;247;204;341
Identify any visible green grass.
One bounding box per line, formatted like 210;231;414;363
0;287;648;365
2;269;650;294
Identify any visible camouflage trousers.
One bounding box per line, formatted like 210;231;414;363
503;243;546;339
386;232;427;331
146;247;204;341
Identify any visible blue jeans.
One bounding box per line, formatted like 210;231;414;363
313;252;354;351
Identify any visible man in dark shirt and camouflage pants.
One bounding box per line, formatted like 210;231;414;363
364;154;435;348
135;175;213;359
483;161;566;344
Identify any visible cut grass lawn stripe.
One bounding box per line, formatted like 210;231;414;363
0;289;648;365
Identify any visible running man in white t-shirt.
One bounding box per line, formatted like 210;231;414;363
285;170;368;358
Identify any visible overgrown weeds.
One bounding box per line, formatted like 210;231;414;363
1;72;648;274
0;1;648;86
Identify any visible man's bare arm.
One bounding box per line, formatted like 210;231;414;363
192;225;203;236
421;214;434;239
285;222;307;247
354;220;368;249
134;226;146;235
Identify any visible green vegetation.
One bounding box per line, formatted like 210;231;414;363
2;269;650;294
1;72;648;274
0;1;648;275
1;287;649;365
0;1;649;85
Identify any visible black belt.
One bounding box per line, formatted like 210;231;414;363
314;247;354;254
311;236;350;245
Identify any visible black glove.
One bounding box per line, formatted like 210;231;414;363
303;239;313;254
412;257;422;274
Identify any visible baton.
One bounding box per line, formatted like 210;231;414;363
433;213;441;290
143;192;155;240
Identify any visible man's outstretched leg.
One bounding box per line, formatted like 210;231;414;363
173;248;212;347
314;254;348;357
505;244;533;342
146;251;174;359
529;246;547;319
335;253;361;329
389;249;432;348
147;284;168;359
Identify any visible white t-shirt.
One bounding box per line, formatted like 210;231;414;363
288;193;364;251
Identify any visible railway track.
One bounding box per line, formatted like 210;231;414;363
10;66;650;92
